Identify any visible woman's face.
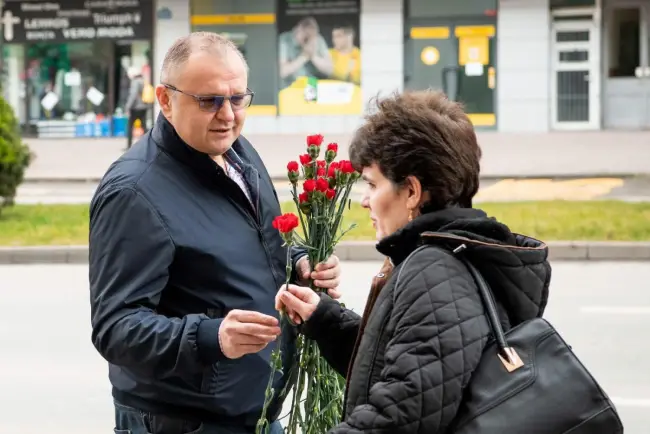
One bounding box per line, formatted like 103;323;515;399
360;163;419;240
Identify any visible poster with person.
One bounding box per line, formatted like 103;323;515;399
276;0;361;115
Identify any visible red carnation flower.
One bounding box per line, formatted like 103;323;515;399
272;213;299;234
317;167;326;177
303;179;317;192
327;143;338;153
339;160;355;174
316;177;329;192
317;160;326;167
299;154;312;166
326;188;336;200
287;161;299;172
306;134;324;147
299;192;309;203
328;162;339;178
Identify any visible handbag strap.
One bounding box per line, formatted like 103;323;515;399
452;243;525;372
393;243;525;373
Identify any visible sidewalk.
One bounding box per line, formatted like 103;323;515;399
22;130;650;182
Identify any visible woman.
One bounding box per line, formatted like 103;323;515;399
276;90;552;433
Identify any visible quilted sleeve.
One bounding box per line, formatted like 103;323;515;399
301;293;361;376
329;250;490;434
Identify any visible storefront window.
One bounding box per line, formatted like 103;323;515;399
25;41;111;124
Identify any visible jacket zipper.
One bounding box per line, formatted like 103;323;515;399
219;171;285;287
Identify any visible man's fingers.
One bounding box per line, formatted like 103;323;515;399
314;277;340;290
311;267;338;281
231;331;277;345
233;322;281;338
315;255;339;271
327;287;343;300
229;309;279;327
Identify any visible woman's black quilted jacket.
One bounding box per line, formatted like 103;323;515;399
301;207;551;433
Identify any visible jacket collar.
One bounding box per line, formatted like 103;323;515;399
376;207;499;265
150;113;250;180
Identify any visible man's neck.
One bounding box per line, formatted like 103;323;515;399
212;154;226;169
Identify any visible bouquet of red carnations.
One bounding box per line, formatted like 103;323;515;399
256;134;360;434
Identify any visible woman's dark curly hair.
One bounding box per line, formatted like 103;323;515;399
349;89;482;210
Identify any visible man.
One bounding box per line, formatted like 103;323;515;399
89;32;342;434
329;25;361;84
124;65;152;149
278;17;333;89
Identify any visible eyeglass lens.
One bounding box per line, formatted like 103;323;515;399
197;93;253;112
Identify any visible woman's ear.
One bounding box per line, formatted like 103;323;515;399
404;175;423;211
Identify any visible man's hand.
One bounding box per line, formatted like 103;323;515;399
302;37;317;58
296;255;342;299
218;310;281;359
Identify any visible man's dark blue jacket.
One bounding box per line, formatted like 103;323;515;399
89;114;302;426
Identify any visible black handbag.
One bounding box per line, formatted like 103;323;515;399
447;244;624;433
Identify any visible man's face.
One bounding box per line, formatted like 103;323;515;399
156;50;248;157
332;29;352;50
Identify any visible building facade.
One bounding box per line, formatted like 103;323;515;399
3;0;647;138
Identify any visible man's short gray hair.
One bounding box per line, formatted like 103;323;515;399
160;31;248;83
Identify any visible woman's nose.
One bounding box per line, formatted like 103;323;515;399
361;195;369;209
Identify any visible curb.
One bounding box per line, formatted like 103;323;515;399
1;241;650;265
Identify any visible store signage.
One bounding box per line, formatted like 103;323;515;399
1;0;153;43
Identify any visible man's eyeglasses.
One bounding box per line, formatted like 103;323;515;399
162;84;254;112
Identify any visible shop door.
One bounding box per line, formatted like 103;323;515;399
551;20;600;130
405;18;497;128
603;0;650;129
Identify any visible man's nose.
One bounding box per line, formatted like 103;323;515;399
216;100;235;122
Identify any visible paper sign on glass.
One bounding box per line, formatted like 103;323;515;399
40;91;59;111
86;87;105;106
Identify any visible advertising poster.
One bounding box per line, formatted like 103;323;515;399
276;0;361;115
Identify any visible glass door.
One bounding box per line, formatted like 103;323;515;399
551;20;600;129
603;0;650;129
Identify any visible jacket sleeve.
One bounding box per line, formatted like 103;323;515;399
301;294;361;376
290;245;308;283
89;187;225;377
330;250;489;434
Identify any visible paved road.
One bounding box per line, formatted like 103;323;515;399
22;130;650;182
0;261;647;433
13;176;650;205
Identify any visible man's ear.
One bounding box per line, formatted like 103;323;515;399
156;85;172;117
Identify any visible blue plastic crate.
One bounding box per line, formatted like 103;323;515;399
113;116;128;137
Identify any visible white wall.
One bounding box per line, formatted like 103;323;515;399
360;0;404;111
497;0;551;132
153;0;191;117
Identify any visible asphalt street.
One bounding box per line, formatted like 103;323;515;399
0;261;648;433
13;176;650;205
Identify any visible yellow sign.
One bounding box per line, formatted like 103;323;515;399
191;14;276;25
420;46;440;65
410;27;450;39
459;36;489;65
455;25;495;38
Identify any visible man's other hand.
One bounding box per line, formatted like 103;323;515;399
218;310;281;359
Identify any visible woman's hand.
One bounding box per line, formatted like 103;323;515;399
275;284;321;324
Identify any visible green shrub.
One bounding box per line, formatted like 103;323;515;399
0;94;30;212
